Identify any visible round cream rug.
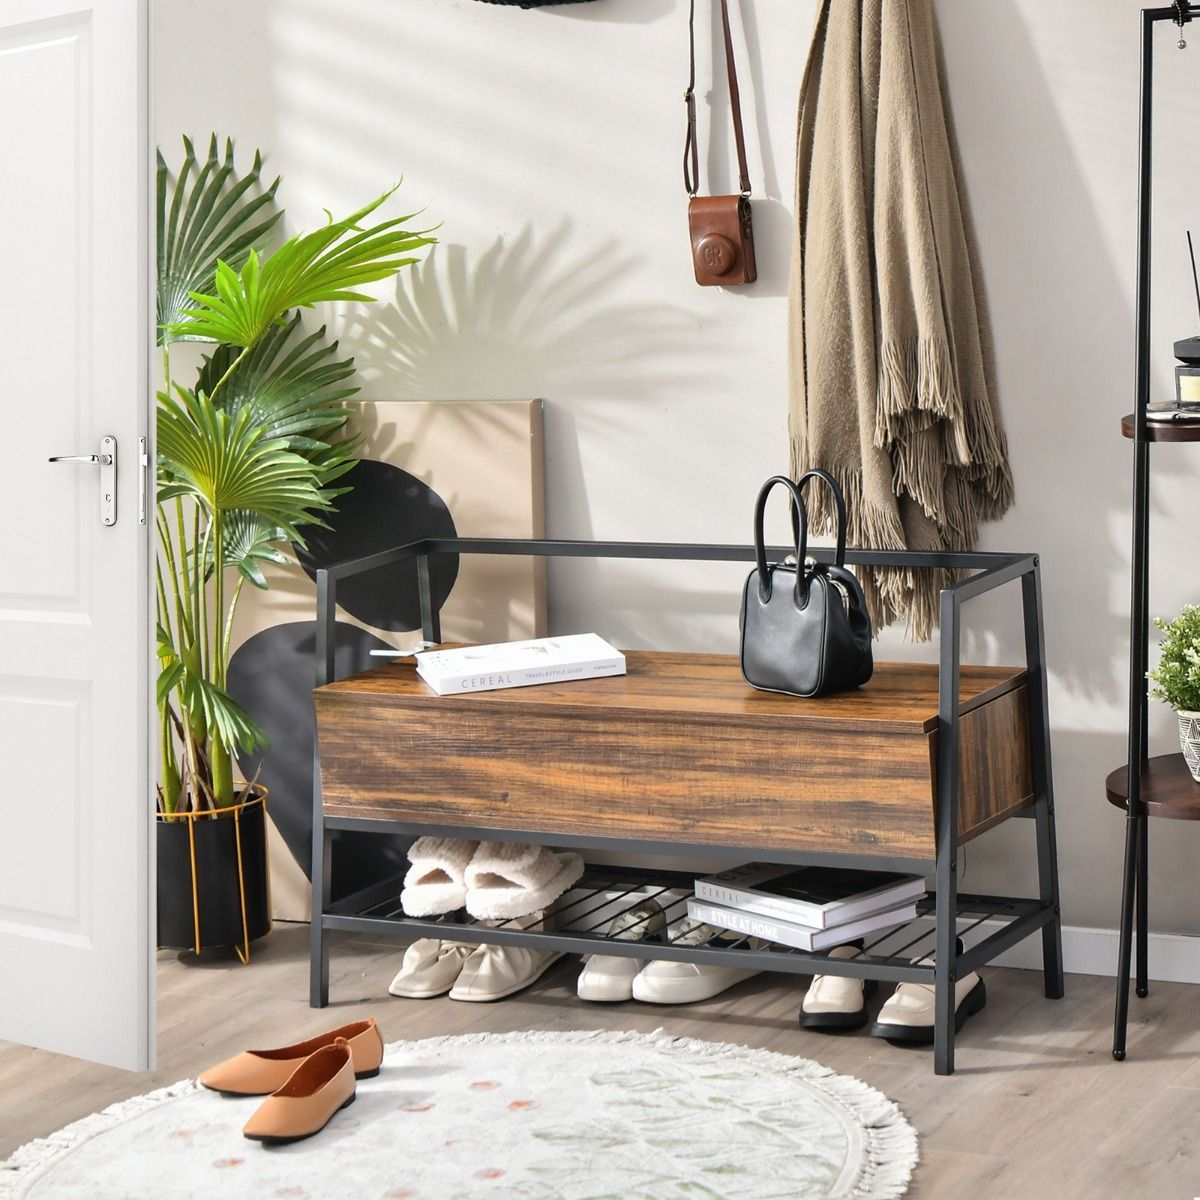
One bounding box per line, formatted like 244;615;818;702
0;1030;917;1199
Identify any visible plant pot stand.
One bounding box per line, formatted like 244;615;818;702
1110;1;1200;1063
157;791;272;964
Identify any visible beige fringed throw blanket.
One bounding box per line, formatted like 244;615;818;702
788;0;1013;640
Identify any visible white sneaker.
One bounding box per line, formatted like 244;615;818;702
871;940;985;1044
630;918;759;1005
800;944;876;1030
577;899;667;1003
388;939;473;999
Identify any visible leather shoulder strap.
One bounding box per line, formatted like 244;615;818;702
719;0;752;196
684;0;752;198
684;0;699;195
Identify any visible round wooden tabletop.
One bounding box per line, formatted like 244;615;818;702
1122;414;1200;442
1106;754;1200;819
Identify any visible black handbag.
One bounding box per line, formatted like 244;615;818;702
739;471;873;698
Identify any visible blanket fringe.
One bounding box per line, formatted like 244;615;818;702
792;439;962;640
876;336;970;465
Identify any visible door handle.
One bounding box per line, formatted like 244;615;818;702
48;436;117;526
49;453;112;466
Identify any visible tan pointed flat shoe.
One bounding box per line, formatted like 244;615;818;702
243;1041;356;1145
199;1017;383;1096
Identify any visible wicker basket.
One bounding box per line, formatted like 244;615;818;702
1179;710;1200;783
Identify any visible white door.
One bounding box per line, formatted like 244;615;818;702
0;0;151;1070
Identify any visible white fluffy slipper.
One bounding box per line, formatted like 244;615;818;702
464;842;585;920
400;837;479;917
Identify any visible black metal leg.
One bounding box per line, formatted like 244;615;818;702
934;588;961;1076
309;820;331;1008
310;569;336;1009
1112;806;1139;1060
418;552;441;644
1022;563;1065;1000
1035;795;1065;1000
1135;813;1149;998
933;866;958;1076
1113;5;1160;1062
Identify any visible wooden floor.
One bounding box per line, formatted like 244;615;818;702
3;926;1200;1198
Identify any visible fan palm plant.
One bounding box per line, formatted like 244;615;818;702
156;135;435;813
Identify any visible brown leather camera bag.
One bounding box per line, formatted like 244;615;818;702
684;0;756;287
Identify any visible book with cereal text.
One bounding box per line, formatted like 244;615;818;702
414;634;625;696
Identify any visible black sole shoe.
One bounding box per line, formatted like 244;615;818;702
870;978;986;1045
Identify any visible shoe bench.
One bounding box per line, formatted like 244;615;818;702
308;538;1064;1076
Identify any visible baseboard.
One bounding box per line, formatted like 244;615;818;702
972;921;1200;984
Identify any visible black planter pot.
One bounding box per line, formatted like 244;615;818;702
157;790;271;960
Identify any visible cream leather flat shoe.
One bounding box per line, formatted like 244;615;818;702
388;939;474;999
448;943;562;1002
199;1017;383;1095
243;1041;356;1145
800;945;878;1031
871;942;985;1044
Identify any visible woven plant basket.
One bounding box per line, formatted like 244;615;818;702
1179;710;1200;783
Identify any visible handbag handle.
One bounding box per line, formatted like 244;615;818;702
684;0;752;198
752;475;808;603
795;469;848;567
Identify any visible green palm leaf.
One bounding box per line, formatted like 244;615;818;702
195;313;358;453
157;387;332;538
212;510;292;589
166;186;436;346
157;624;267;754
157;135;282;345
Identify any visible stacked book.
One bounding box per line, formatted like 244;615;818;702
687;864;926;952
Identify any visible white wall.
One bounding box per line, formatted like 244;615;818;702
154;0;1200;934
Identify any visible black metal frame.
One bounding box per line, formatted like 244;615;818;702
308;538;1063;1076
1112;4;1200;1061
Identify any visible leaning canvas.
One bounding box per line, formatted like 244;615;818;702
226;399;547;919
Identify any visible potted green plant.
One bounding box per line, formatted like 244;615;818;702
155;136;435;958
1148;604;1200;784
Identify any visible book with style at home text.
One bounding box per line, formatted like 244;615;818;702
693;864;926;929
687;898;919;953
415;634;625;696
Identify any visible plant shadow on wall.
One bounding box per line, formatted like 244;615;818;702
337;223;728;635
338;223;705;408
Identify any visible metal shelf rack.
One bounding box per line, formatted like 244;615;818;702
309;537;1064;1076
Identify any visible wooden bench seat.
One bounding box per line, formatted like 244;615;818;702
314;651;1032;862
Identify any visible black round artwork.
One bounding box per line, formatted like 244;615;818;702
228;620;411;898
295;458;459;632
